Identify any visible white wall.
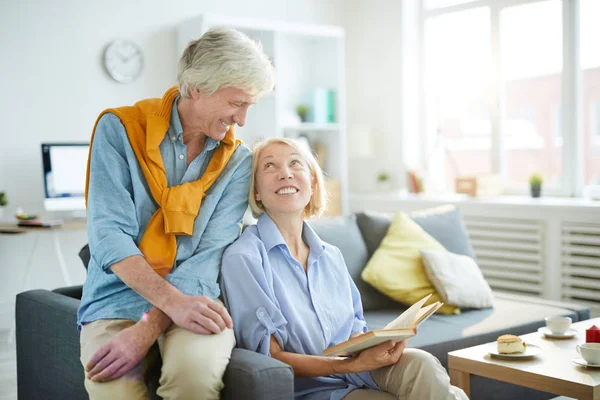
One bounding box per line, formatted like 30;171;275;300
0;0;345;214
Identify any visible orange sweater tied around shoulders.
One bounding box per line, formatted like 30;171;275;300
85;86;242;277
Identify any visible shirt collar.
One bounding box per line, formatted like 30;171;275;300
256;213;325;258
204;137;220;152
302;220;326;258
170;96;220;152
170;96;183;138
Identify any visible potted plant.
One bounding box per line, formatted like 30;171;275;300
0;192;7;218
296;104;309;123
529;173;543;198
376;171;392;192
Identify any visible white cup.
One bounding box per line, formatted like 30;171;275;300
545;316;572;335
577;343;600;364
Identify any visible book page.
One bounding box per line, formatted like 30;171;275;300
414;301;443;326
384;294;432;330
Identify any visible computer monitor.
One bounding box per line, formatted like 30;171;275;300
41;143;89;212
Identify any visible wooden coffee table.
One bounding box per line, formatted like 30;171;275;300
449;317;600;400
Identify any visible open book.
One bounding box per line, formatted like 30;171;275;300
322;294;443;356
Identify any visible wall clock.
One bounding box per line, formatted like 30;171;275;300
103;39;144;84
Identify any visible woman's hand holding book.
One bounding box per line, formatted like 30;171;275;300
349;340;406;372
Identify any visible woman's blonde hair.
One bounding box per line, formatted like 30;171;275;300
249;138;327;219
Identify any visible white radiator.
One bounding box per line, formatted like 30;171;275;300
561;222;600;314
464;216;545;296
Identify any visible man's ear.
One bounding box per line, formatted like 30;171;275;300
189;86;203;100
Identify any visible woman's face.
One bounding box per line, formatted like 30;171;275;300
255;142;314;218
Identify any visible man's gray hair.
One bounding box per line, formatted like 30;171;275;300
178;27;276;98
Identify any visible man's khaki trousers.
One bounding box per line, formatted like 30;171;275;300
80;317;235;400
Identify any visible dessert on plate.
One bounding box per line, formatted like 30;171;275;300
497;334;526;354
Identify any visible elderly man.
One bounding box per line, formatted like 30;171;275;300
77;27;275;399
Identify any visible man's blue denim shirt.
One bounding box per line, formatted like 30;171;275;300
77;97;252;330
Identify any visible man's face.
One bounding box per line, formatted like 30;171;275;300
190;86;257;141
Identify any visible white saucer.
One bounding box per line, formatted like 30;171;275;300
488;343;542;359
538;327;577;339
573;357;600;368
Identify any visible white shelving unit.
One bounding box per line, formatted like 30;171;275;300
176;13;348;215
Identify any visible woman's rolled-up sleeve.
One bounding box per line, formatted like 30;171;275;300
220;252;288;356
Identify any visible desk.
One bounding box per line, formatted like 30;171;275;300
449;318;600;399
0;220;88;341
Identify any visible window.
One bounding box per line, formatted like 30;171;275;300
420;0;599;195
425;0;479;10
594;101;600;138
554;104;562;147
501;0;562;187
424;7;492;190
581;0;600;185
587;99;600;184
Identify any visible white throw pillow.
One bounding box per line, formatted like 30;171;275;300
420;249;494;309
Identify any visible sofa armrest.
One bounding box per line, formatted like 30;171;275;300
53;285;83;299
16;289;87;400
223;348;294;400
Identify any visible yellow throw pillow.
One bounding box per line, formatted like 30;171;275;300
361;211;460;315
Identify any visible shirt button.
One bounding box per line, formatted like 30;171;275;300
179;154;184;160
259;312;265;316
171;136;176;141
325;326;329;331
295;266;300;270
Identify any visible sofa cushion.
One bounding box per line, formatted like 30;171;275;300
307;216;399;311
356;205;475;259
360;211;460;314
421;249;493;309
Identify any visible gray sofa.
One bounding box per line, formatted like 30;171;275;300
16;212;589;399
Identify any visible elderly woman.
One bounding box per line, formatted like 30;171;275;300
78;28;275;399
220;138;468;400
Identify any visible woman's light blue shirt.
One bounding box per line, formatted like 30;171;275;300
77;97;251;329
221;214;380;400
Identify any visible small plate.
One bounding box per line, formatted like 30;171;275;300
573;357;600;368
538;327;577;339
16;214;38;221
488;343;542;359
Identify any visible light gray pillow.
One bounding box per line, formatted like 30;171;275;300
420;248;493;309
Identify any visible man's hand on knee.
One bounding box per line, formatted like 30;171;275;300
164;294;233;335
86;323;154;383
